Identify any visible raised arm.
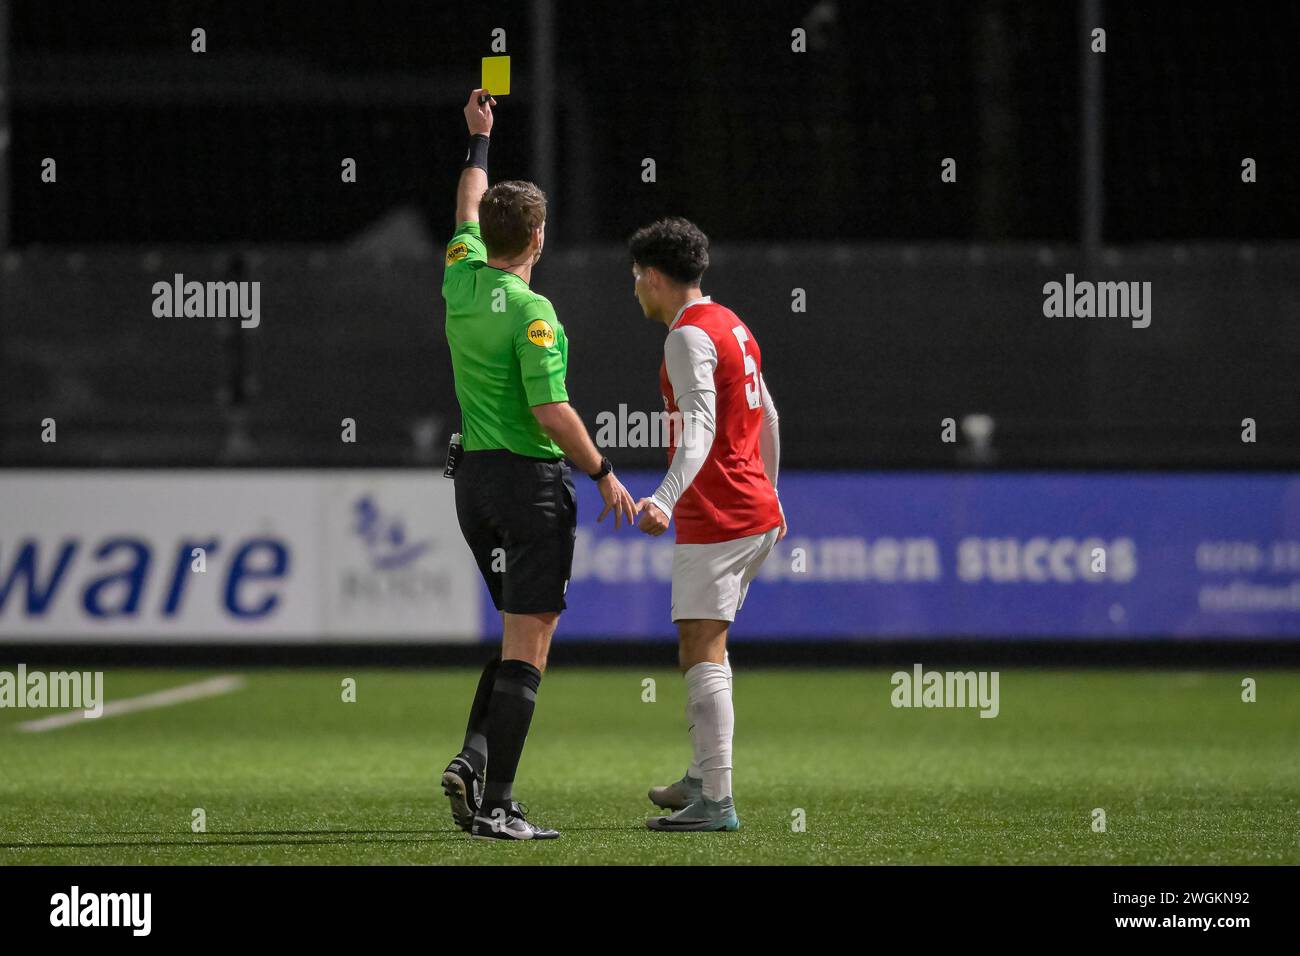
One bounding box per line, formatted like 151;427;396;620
456;89;495;224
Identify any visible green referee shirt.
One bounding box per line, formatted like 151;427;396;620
441;221;568;458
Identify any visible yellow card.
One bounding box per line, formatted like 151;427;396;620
481;56;510;96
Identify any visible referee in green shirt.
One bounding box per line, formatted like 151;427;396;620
439;90;637;841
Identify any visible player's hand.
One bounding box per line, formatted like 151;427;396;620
597;473;638;529
777;501;788;542
465;89;495;136
636;499;670;537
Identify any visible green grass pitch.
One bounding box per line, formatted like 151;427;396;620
1;667;1297;865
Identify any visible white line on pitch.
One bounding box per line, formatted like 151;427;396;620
14;675;247;733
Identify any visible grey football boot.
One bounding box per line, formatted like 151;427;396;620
648;772;703;811
646;795;740;832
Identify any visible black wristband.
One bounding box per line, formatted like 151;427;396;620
463;134;489;171
588;457;613;481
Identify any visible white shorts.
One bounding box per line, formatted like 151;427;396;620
670;527;780;623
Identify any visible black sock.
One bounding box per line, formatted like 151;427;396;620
460;655;500;777
482;659;542;807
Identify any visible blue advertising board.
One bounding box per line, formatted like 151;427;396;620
485;472;1300;639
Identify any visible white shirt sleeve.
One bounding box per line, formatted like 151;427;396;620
648;326;717;518
759;373;780;489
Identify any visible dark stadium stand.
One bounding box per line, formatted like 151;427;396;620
4;243;1299;468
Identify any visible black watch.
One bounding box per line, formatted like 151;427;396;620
588;456;613;481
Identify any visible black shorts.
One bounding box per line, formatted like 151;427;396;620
453;449;578;614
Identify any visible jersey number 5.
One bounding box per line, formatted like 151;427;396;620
730;327;762;410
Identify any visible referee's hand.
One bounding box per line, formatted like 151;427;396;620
596;473;639;529
465;89;495;136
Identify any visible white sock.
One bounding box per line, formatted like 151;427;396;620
687;652;730;781
685;661;734;802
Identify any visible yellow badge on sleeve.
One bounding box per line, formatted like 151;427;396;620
526;319;556;348
446;242;469;265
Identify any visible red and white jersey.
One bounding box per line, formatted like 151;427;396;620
650;297;783;545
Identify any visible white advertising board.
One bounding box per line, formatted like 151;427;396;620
0;471;480;642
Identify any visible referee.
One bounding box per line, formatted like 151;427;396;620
438;90;638;840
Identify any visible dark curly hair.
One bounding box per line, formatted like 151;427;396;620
628;217;710;285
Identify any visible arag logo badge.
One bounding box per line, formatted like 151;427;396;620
526;319;556;348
